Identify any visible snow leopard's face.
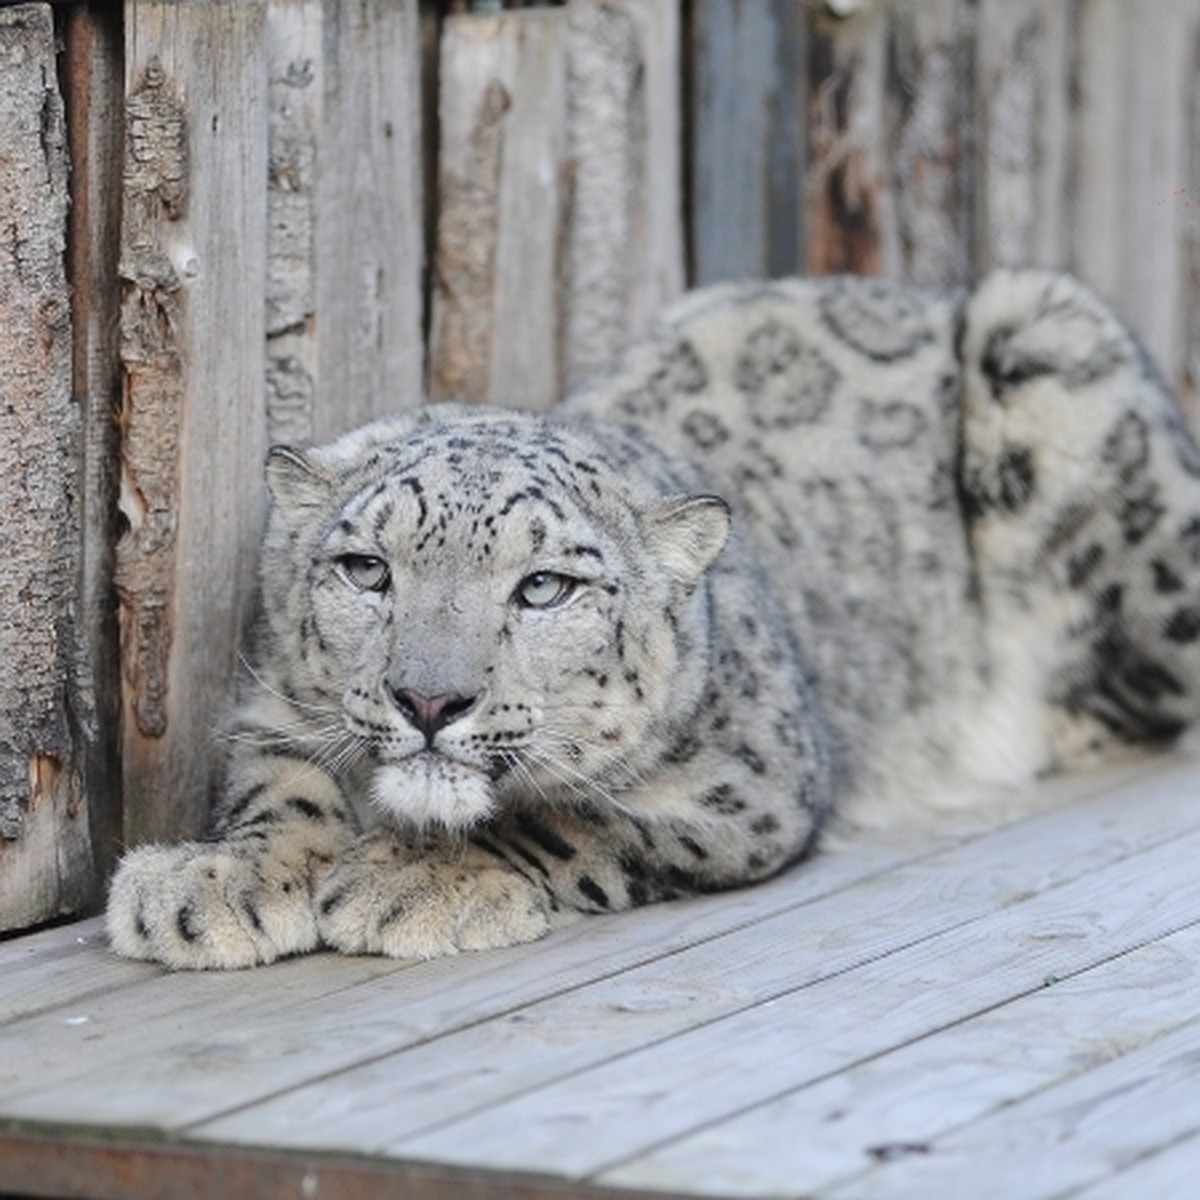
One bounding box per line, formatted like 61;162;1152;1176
262;409;729;830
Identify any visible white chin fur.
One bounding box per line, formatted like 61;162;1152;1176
371;755;495;830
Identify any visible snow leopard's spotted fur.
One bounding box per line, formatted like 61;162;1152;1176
108;270;1200;968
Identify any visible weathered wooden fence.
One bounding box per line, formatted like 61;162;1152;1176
2;0;1199;934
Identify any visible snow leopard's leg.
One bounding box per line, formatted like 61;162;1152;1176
315;664;833;960
314;747;826;961
106;692;359;969
957;269;1200;754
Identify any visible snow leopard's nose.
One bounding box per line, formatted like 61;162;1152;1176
384;684;478;746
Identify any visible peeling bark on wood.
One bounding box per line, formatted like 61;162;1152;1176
117;56;189;742
430;1;682;406
266;0;322;446
429;10;567;408
266;0;424;445
429;17;512;402
119;2;269;846
0;4;96;929
805;5;892;276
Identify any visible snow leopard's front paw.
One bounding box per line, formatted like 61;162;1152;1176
315;831;551;959
106;843;321;970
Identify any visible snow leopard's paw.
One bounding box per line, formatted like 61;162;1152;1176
315;830;551;959
106;842;321;970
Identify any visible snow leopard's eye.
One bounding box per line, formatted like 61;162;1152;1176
337;553;391;593
515;572;577;610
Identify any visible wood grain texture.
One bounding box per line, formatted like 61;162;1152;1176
430;0;683;406
1072;0;1197;388
688;0;806;284
118;1;269;844
429;10;568;407
563;0;684;391
605;926;1200;1195
311;0;424;437
804;2;892;276
265;0;426;443
0;4;97;931
0;758;1198;1199
973;0;1071;271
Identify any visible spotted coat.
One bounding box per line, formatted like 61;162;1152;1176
107;270;1200;968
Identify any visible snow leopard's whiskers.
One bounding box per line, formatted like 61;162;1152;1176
494;750;551;803
237;653;336;718
520;735;641;817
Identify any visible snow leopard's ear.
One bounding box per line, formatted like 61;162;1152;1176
644;495;732;586
265;445;336;526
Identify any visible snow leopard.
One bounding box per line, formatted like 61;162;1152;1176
107;269;1200;969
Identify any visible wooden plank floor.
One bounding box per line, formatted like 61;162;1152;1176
2;754;1199;1199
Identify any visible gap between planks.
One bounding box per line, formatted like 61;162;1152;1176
0;755;1196;1198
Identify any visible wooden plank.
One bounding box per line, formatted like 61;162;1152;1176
118;0;269;844
0;832;922;1128
0;3;98;931
428;10;568;409
884;0;974;286
972;0;1071;271
164;765;1197;1150
1072;0;1196;390
1072;1131;1200;1199
1185;9;1200;415
264;0;323;445
602;923;1200;1196
687;0;806;284
803;1;893;276
0;1132;679;1200
430;0;683;406
309;0;423;439
266;0;423;445
562;0;684;391
0;918;161;1026
386;795;1200;1177
0;766;1184;1120
828;1013;1200;1198
0;789;952;1031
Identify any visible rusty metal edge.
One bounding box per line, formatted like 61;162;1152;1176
0;1128;705;1200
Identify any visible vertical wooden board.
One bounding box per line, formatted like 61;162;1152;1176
428;13;509;403
973;0;1071;272
63;2;127;891
1073;0;1196;390
688;0;806;285
804;2;895;276
0;4;97;930
313;0;424;439
1106;0;1192;384
119;0;269;844
265;0;323;447
429;10;568;409
883;0;975;287
489;12;568;410
1185;11;1200;414
563;0;684;392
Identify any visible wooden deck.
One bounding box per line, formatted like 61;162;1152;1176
2;754;1200;1200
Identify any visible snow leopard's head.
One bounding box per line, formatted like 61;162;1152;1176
260;406;729;830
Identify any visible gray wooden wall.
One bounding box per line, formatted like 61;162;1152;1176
2;0;1199;933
